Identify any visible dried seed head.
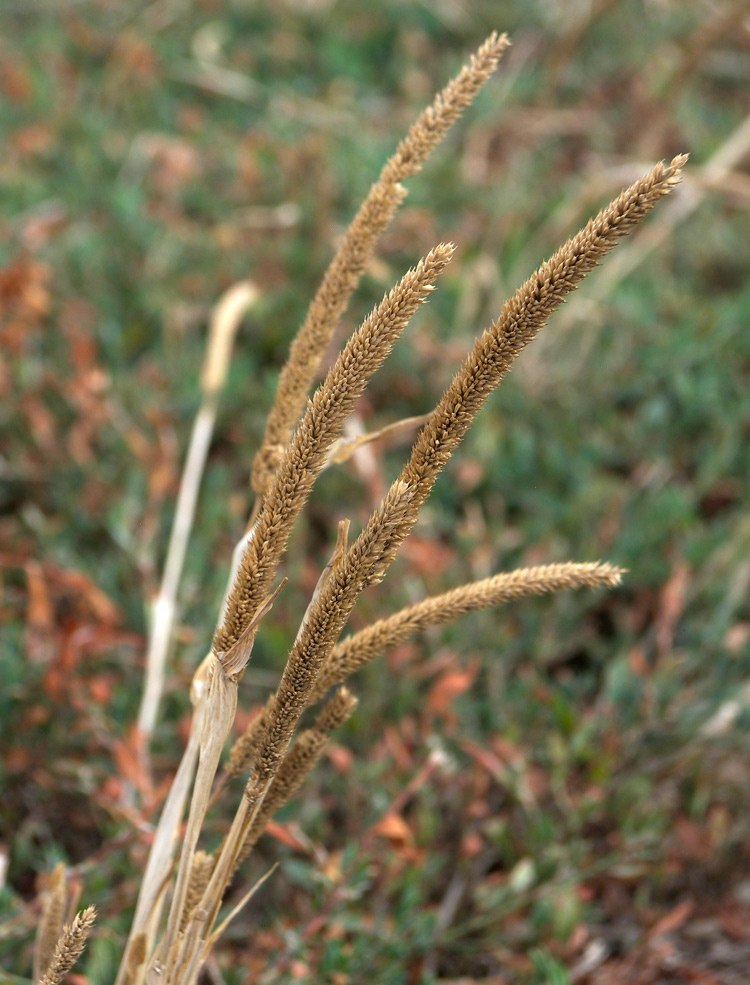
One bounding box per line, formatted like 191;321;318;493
37;907;97;985
237;687;358;865
215;245;454;655
251;33;509;497
314;562;625;700
249;157;685;786
315;686;359;733
33;863;68;982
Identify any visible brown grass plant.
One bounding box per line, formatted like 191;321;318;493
27;31;688;985
213;243;455;658
146;155;684;985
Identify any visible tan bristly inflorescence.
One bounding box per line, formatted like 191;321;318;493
33;863;68;983
201;163;690;969
250;31;511;497
240;155;686;802
226;158;687;921
178;851;215;935
222;561;624;781
312;562;625;701
36;907;96;985
213;243;456;658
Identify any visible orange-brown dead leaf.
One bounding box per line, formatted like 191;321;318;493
25;561;54;630
460;830;484;858
655;559;690;659
372;812;413;850
0;52;32;103
461;739;508;783
266;821;309;853
11;124;53;156
649;899;694;939
719;903;750;940
402;535;455;577
673;816;712;863
426;658;479;721
326;743;354;774
113;726;153;803
55;567;121;625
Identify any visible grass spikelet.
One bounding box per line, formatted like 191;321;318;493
389;156;688;571
179;852;215;934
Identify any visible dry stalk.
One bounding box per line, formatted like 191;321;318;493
33;863;67;983
325;413;431;466
236;687;359;864
158;655;241;965
137;281;260;754
114;653;213;985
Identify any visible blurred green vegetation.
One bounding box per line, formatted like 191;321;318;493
1;1;749;982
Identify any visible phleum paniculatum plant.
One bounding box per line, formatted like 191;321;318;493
29;31;687;985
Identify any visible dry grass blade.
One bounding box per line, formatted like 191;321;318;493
250;32;510;495
312;561;624;701
214;243;455;656
119;933;147;985
200;862;279;957
36;907;96;985
326;413;430;466
115;655;214;985
137;281;260;753
158;658;238;964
